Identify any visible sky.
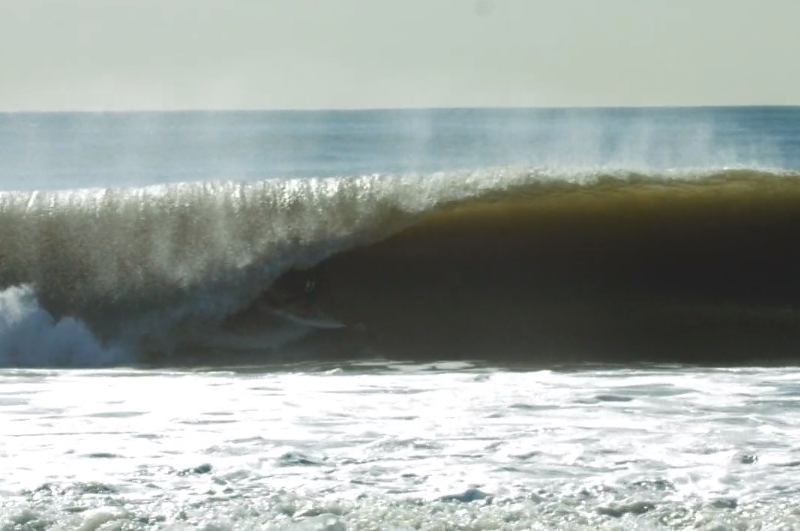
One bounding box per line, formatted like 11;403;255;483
0;0;798;111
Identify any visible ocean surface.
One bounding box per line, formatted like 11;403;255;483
2;107;800;529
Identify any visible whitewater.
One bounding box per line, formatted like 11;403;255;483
2;107;800;529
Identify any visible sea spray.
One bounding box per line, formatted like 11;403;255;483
0;285;129;367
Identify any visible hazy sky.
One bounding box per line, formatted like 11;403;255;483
1;0;798;111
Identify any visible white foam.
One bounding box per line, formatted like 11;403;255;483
0;285;130;367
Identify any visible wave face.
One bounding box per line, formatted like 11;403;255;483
3;166;800;366
287;168;800;365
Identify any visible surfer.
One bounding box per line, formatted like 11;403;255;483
260;267;321;307
254;267;345;329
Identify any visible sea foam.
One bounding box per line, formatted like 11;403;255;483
0;285;128;367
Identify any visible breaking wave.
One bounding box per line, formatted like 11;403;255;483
2;166;800;367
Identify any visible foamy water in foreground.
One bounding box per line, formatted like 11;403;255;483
2;363;800;530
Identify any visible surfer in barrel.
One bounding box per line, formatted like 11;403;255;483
253;266;345;329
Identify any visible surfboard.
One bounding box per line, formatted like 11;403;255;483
268;308;347;330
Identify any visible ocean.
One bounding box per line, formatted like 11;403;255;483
2;107;800;529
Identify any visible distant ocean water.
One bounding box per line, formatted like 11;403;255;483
2;107;800;529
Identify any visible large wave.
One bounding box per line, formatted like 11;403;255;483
2;166;799;367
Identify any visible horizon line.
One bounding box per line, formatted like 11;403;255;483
1;104;798;114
